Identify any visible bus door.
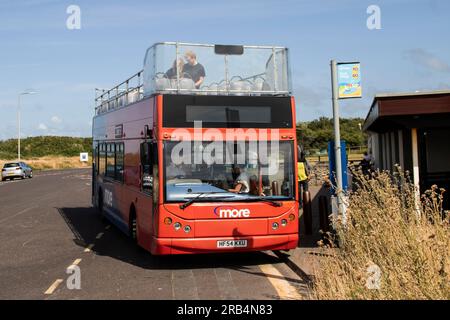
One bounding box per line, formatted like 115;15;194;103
138;140;159;241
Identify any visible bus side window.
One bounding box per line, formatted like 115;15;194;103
94;145;99;175
99;143;106;176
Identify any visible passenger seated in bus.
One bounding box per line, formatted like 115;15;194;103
228;165;250;193
183;51;206;89
165;58;184;79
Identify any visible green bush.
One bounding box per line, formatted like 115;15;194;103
297;117;367;151
0;136;92;159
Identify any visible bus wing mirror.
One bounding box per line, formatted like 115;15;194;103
152;143;158;166
144;125;153;139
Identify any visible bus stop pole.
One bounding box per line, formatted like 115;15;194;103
330;60;345;223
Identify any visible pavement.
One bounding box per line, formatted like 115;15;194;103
0;168;317;300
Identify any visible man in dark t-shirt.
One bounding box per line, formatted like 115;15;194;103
183;50;206;89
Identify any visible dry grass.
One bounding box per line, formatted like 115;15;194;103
0;156;90;171
312;169;450;300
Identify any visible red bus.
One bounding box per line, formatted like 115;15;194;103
92;42;298;255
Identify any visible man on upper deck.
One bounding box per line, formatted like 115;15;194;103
183;50;206;89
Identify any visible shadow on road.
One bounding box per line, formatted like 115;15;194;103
298;183;329;248
56;206;292;275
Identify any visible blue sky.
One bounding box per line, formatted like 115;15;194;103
0;0;449;139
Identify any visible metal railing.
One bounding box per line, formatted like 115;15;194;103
95;70;144;115
94;42;292;115
143;42;291;97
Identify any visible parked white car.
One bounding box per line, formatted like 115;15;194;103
1;162;33;181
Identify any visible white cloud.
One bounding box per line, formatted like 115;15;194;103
37;123;48;131
51;115;62;124
404;48;450;73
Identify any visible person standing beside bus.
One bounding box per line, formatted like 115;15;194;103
183;50;206;89
297;151;311;207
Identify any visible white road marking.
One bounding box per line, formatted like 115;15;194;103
84;244;94;252
44;279;63;295
0;206;37;224
95;232;104;239
71;258;82;266
258;264;303;300
105;225;111;230
214;269;240;299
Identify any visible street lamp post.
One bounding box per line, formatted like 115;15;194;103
17;91;37;161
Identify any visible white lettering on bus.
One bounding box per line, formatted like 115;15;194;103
217;208;251;219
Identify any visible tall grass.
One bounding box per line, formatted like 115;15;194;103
312;169;450;300
0;156;90;171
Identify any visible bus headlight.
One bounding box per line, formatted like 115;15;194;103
272;222;279;230
173;222;181;230
281;219;288;227
184;225;191;233
164;217;172;225
289;214;296;221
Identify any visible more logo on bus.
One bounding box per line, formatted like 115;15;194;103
214;206;251;218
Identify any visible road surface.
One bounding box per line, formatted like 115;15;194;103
0;169;308;300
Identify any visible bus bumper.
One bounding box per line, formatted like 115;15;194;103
150;234;298;255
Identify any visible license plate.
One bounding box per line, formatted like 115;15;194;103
217;240;248;248
8;172;14;175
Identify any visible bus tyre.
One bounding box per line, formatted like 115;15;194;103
97;189;105;220
130;208;137;243
129;208;146;253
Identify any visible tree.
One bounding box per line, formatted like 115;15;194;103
297;117;367;151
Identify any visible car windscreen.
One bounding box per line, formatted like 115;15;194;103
4;163;20;168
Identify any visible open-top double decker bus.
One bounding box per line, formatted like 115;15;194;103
92;42;299;255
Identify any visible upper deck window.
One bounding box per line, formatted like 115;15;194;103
143;42;291;97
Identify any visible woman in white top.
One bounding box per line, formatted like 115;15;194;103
228;165;250;193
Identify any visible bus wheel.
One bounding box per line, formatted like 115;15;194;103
129;206;137;243
97;189;104;214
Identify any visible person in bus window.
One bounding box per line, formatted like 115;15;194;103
183;51;206;88
165;58;184;79
228;165;249;193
